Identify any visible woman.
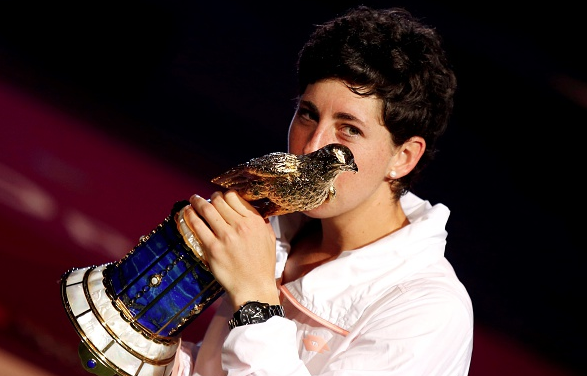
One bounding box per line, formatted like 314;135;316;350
178;6;473;375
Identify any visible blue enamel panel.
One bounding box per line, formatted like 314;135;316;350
103;201;224;337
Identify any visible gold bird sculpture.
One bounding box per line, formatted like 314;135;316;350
211;143;358;218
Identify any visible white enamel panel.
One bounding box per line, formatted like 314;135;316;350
104;342;142;375
66;267;88;284
78;308;112;351
138;362;165;376
66;284;90;316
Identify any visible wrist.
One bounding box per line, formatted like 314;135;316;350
228;285;281;311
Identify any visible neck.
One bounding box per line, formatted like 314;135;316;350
281;189;408;284
320;197;408;255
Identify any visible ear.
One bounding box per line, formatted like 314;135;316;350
388;136;426;178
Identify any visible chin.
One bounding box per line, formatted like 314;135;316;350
302;204;339;219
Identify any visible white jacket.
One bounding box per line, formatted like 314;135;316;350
173;192;474;376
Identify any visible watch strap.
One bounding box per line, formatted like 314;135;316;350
228;301;285;329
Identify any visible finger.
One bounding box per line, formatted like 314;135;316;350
187;194;224;242
208;190;249;226
183;200;221;270
182;204;205;233
222;189;261;218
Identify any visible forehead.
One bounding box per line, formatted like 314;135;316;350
301;79;384;125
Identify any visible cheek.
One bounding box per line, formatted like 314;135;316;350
287;138;303;155
355;148;392;180
287;125;303;154
333;155;386;199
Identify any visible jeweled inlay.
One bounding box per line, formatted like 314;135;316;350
149;274;162;287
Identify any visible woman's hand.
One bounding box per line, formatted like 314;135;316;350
185;190;280;311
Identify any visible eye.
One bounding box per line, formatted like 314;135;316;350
296;106;318;123
341;125;363;137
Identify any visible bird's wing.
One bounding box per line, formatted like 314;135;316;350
245;152;302;177
211;168;263;191
211;153;301;187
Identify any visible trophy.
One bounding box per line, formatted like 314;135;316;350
60;144;357;376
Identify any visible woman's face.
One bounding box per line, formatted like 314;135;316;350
288;79;397;218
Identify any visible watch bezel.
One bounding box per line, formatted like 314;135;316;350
239;301;269;325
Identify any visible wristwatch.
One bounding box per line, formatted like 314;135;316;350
228;301;285;329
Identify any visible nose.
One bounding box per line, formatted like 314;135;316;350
301;124;333;155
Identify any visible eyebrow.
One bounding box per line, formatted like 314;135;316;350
299;100;365;124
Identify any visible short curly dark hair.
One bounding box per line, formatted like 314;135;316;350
296;6;457;198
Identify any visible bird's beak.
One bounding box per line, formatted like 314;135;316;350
343;161;358;173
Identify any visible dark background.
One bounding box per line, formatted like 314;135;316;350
0;1;585;375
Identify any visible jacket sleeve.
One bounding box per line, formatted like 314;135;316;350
222;316;309;376
171;298;310;376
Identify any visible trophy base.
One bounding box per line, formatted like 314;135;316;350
61;264;179;376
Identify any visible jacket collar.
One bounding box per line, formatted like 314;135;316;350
273;192;450;329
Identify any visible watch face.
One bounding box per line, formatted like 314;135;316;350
239;302;268;325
